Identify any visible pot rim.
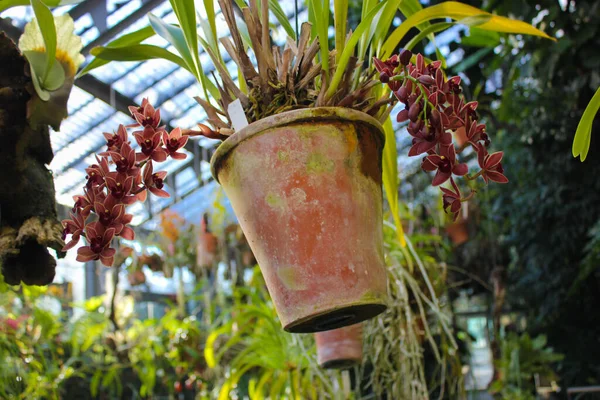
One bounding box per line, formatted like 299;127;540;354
210;107;385;182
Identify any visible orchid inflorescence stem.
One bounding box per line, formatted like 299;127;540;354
61;100;219;267
374;49;508;221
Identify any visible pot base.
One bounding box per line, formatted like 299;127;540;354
321;359;359;370
284;302;386;333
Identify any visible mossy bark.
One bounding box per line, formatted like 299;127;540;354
0;33;64;286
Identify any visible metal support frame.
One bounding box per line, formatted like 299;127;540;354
81;0;164;55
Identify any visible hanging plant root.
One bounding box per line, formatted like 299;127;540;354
0;33;64;285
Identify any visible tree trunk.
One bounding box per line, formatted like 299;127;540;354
0;33;64;286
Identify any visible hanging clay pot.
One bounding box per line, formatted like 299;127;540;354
127;270;146;286
197;214;218;268
446;219;469;246
315;323;363;369
211;108;388;333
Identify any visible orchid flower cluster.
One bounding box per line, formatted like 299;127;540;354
61;99;214;266
374;50;508;220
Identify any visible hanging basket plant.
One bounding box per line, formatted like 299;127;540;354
127;269;146;286
0;3;83;286
314;323;363;369
197;213;218;269
61;0;552;331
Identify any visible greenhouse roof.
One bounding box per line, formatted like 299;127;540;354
0;0;464;229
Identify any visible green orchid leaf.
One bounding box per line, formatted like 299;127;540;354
90;44;191;71
23;50;51;101
42;55;65;90
372;0;404;51
148;13;197;77
573;86;600;162
78;25;155;77
26;62;75;130
149;13;213;102
307;0;330;82
382;117;406;247
202;0;219;47
30;0;57;80
325;1;386;100
333;0;348;63
461;26;501;47
23;48;66;92
358;0;378;57
169;0;201;77
404;22;454;51
381;1;554;59
269;0;296;40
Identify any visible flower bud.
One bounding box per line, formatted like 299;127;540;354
396;86;409;103
379;71;390;83
399;49;412;66
418;75;435;86
408;102;422;122
430;109;441;126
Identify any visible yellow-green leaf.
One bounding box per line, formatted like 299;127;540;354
78;25;155;77
381;1;554;59
91;44;191;72
573;86;600;162
382;117;406;247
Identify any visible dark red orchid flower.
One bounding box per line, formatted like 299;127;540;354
105;172;136;204
94;196;134;240
162;127;188;160
143;161;169;198
102;124;129;154
61;211;86;251
85;156;110;188
133;125;167;162
422;144;468;186
77;222;116;266
109;142;138;175
477;145;508;184
441;178;462;221
128;98;162;129
73;186;106;217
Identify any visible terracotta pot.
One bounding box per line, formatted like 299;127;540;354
197;232;218;268
315;323;363;369
446;220;469;245
211;108;388;333
127;270;146;286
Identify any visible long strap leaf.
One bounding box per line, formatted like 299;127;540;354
90;44;190;71
573;86;600;162
381;1;553;59
78;26;156;77
30;0;56;81
382;117;406;247
325;1;386;100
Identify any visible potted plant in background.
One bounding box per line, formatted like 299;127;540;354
197;213;218;270
64;0;552;332
314;323;363;369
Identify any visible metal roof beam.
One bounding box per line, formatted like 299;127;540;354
81;0;164;55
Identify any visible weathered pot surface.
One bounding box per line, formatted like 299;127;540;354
315;323;363;369
211;107;388;333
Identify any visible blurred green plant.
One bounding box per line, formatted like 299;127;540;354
204;267;343;399
489;333;563;399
